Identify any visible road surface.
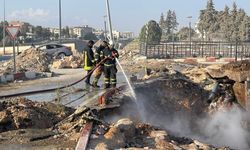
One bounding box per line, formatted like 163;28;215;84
0;68;128;108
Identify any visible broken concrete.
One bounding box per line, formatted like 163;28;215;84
0;97;74;133
52;55;83;69
0;48;51;75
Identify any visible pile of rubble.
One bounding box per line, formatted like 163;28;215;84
90;118;231;150
51;55;83;69
0;48;51;75
0;97;74;132
205;60;250;109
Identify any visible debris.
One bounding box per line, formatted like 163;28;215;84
0;48;52;75
0;97;74;133
52;55;83;69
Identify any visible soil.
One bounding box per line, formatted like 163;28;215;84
0;48;51;75
0;97;77;149
222;60;250;72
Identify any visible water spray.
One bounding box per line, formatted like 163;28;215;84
115;58;136;99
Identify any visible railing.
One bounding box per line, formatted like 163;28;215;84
139;41;250;59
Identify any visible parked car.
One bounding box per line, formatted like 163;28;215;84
37;43;72;58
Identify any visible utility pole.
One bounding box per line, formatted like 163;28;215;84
105;0;114;44
187;16;192;56
103;15;107;41
59;0;62;43
3;0;6;54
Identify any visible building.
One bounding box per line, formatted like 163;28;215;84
120;31;134;39
93;29;104;37
73;25;93;38
49;28;60;35
107;30;134;40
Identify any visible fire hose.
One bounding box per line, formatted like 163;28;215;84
0;58;109;99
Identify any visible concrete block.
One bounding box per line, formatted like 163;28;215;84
14;73;25;80
5;75;14;82
0;76;7;83
25;71;37;79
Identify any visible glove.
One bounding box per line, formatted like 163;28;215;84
112;52;118;58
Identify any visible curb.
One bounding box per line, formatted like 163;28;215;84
0;71;53;83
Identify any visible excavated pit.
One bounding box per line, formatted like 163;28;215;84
99;76;250;150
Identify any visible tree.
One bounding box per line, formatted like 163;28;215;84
139;20;162;44
159;13;166;29
171;11;178;32
165;10;173;35
177;27;195;41
197;0;218;40
0;21;9;42
34;26;43;37
219;6;231;41
82;32;98;40
230;2;239;41
159;10;179;41
65;26;70;38
239;15;250;41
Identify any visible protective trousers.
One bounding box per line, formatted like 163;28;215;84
104;65;117;88
92;66;104;86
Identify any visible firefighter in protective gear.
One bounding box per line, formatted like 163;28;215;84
84;40;95;85
103;44;119;88
92;41;108;88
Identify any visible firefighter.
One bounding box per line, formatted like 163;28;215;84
92;41;108;88
83;40;95;85
103;44;119;88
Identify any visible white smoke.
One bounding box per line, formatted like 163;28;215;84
152;104;250;150
197;106;249;150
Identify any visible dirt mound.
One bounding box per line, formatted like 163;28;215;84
135;78;209;118
0;97;74;133
0;48;51;75
222;60;250;72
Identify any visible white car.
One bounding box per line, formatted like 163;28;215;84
37;43;73;58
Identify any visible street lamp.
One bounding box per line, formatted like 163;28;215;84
3;0;6;54
187;16;192;56
59;0;62;43
105;0;114;44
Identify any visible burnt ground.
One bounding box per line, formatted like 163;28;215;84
0;57;250;149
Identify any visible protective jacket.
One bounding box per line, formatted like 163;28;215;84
84;46;95;71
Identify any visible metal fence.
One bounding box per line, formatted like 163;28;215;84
139;41;250;59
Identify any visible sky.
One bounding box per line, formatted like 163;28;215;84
1;0;250;35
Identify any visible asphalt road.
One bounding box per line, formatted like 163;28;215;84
0;68;128;108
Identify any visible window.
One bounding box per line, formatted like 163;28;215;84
55;45;63;48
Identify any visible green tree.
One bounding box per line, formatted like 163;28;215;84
230;2;239;41
159;13;166;30
239;15;250;41
165;10;173;35
0;21;9;42
139;20;162;44
65;26;70;38
177;27;195;41
34;26;43;37
171;11;178;32
197;0;218;40
82;32;98;40
219;6;231;41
